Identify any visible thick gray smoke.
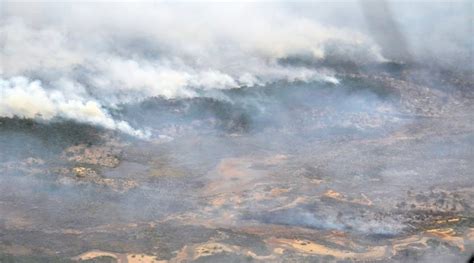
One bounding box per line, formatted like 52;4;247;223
0;2;384;137
0;2;473;262
1;1;472;137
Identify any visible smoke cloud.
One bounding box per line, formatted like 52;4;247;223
0;2;386;136
0;76;149;137
1;1;471;137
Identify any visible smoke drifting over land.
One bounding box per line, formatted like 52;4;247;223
2;2;472;137
0;1;473;262
0;2;388;136
2;2;471;137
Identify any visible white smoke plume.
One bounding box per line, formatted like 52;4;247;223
0;76;150;138
6;1;449;137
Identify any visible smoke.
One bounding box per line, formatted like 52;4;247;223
1;1;471;137
359;0;411;62
0;76;149;138
0;4;472;262
0;2;387;137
